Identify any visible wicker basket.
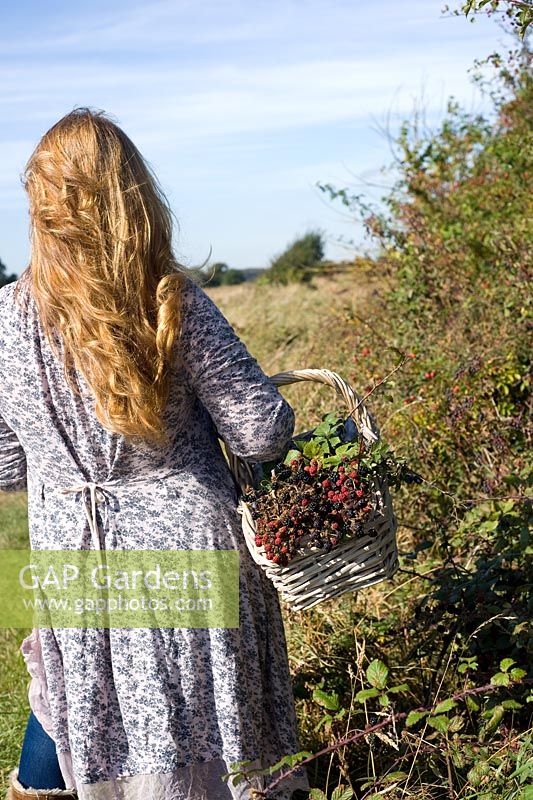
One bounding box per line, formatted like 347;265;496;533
224;369;399;611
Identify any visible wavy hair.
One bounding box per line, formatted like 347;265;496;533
15;107;207;446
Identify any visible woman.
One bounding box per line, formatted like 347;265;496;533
0;108;310;800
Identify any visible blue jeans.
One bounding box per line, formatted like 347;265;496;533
18;711;66;791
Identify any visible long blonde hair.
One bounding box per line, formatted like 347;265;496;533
15;107;205;446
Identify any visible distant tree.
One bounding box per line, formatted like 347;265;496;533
260;230;325;285
204;261;245;286
0;257;17;288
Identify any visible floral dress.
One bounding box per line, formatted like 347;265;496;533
0;274;310;800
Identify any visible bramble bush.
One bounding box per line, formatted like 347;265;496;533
226;25;532;800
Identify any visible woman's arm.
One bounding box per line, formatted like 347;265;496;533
179;278;295;464
0;409;28;492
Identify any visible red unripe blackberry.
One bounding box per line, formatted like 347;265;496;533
268;520;279;529
304;466;310;472
322;479;331;488
327;490;335;499
290;459;300;467
264;543;272;551
274;537;282;545
349;471;357;479
281;546;288;554
331;522;339;530
301;498;309;506
272;554;280;563
255;537;263;546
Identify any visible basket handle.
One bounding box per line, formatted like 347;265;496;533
222;368;382;495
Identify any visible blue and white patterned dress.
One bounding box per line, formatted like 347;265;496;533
0;273;310;800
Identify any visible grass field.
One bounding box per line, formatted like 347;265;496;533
0;491;31;790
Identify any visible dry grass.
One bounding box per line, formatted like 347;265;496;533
203;269;381;432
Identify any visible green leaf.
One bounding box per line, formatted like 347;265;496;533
500;658;516;672
283;449;303;465
331;786;354;800
510;667;526;681
484;704;505;733
378;693;390;707
382;771;408;785
309;790;328;800
322;456;341;466
292;439;308;450
312;687;340;711
447;715;465;733
366;659;389;689
405;710;428;727
502;699;523;710
427;714;450;733
434;698;457;714
313;421;334;437
388;683;409;694
355;688;380;703
465;695;480;712
303;441;322;458
491;672;511;686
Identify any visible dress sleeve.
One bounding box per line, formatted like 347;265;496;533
0;409;27;492
178;278;295;463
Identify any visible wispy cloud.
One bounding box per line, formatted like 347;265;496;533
0;0;511;269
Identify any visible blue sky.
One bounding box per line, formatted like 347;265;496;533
0;0;512;274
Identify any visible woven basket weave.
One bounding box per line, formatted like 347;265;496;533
224;369;399;611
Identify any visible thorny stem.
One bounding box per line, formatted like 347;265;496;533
244;678;533;798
